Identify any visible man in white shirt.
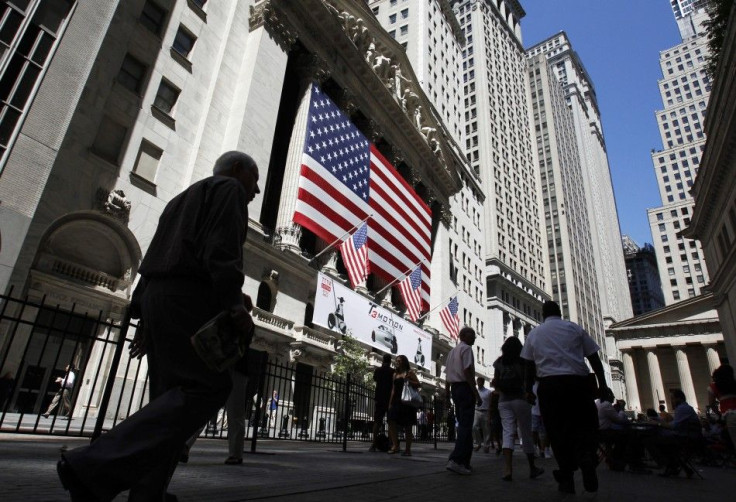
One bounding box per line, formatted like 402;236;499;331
445;327;481;475
43;365;75;419
521;301;608;495
472;377;492;453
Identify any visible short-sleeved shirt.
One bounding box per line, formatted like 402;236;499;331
62;372;75;389
373;364;395;406
520;316;599;378
446;341;474;383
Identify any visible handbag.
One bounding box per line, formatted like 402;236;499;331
190;311;253;373
400;379;423;408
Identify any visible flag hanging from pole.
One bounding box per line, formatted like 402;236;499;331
339;223;370;288
293;84;431;305
398;265;423;321
440;296;460;340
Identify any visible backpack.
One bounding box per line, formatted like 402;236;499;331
496;360;523;394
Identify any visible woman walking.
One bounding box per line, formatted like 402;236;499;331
387;355;421;456
493;337;544;481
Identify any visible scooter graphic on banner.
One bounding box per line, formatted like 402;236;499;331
327;296;347;334
414;337;425;366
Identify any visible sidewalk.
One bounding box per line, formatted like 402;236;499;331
1;435;734;501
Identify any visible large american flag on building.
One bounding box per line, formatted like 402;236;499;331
339;222;369;288
294;84;431;311
440;296;460;341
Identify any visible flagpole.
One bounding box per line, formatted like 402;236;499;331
308;214;372;263
417;291;459;321
375;259;426;297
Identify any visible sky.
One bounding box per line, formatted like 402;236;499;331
520;0;684;246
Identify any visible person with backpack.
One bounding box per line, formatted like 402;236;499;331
493;336;544;482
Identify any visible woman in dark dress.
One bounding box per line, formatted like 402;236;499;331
387;355;420;455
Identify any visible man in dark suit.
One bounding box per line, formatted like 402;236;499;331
57;151;259;501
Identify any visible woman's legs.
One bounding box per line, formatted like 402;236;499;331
404;427;413;454
388;420;399;451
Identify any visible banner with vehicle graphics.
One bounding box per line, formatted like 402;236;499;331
314;273;433;370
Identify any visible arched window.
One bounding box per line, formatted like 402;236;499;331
256;282;273;312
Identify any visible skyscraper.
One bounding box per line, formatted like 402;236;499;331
622;236;665;316
527;33;633;328
647;2;712;305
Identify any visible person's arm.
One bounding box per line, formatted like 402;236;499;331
408;370;420;388
463;350;480;403
586;352;608;399
389;376;397;407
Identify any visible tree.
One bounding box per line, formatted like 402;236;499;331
330;332;374;388
703;0;735;77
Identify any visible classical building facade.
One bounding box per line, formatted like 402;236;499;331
623;236;665;316
609;294;725;413
685;9;736;363
0;0;471;417
370;0;491;375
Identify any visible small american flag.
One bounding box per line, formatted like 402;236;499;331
440;296;460;340
340;223;369;288
398;265;423;321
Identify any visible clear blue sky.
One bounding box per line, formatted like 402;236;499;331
521;0;683;246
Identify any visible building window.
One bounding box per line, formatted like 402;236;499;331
91;116;127;164
0;0;75;167
389;13;396;23
400;25;408;36
172;25;196;58
132;139;162;183
140;1;167;36
401;8;409;19
153;79;180;115
190;0;207;8
117;54;147;94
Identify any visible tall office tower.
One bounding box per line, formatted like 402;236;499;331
452;0;549;354
622;236;665;316
527;33;633;327
670;0;710;40
527;54;606;352
370;0;491;373
647;4;712;305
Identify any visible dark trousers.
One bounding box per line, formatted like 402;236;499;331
538;375;598;478
64;280;232;501
449;382;474;467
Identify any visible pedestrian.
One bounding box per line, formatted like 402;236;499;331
369;353;394;452
472;376;492;453
268;389;279;427
490;380;502;454
387;354;420;456
57;151;260;502
521;300;608;494
43;365;75;419
493;336;544;481
531;381;550;458
445;327;481;475
708;364;736;450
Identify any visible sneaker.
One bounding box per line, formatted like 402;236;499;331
553;469;575;494
446;460;471;475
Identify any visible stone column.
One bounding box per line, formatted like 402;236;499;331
621;350;641;412
275;56;331;252
646;349;666;408
704;344;721;375
518;320;526;344
674;346;698;410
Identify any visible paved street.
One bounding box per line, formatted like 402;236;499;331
1;434;735;501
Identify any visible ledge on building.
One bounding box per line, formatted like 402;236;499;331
151;105;176;130
170;47;193;73
129;171;157;196
187;0;207;23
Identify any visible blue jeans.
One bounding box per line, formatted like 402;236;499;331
449;382;475;467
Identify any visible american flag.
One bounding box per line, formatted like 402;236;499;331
398;265;423;321
339;223;369;288
293;84;431;307
440;296;460;341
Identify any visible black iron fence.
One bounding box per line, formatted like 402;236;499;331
0;292;452;449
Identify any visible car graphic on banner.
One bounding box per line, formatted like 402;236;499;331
313;273;433;370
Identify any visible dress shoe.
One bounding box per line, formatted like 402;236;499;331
224;456;243;465
57;457;99;501
42;413;49;419
581;466;598;492
553;469;575;494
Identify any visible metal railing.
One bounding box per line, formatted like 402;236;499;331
0;291;452;449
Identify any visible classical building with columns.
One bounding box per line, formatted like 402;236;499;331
609;293;725;413
0;0;474;417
